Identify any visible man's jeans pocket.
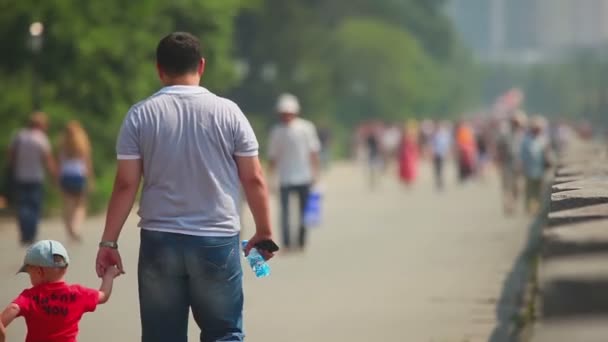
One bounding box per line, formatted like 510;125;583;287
186;237;241;280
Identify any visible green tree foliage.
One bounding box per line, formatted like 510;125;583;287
330;18;440;123
0;0;247;211
317;0;457;60
0;0;476;211
232;0;479;123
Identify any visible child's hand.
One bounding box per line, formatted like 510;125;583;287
104;266;122;279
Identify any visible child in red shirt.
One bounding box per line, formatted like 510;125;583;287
0;240;120;342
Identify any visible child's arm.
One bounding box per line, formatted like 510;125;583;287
0;319;5;342
0;303;21;340
1;304;20;327
98;266;121;304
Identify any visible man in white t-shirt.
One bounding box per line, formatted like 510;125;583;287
268;94;320;251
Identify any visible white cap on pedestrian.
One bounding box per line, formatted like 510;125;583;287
276;93;300;115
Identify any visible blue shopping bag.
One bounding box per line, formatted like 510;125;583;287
304;188;323;228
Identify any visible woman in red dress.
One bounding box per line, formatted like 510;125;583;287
398;121;419;186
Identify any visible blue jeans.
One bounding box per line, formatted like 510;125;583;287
16;182;43;244
138;230;244;342
279;184;310;248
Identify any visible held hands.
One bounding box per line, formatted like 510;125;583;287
96;247;125;278
104;265;122;279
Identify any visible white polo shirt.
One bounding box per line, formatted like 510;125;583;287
116;85;259;236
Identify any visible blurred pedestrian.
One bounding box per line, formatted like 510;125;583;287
496;111;527;215
7;112;56;246
521;116;552;215
96;32;276;342
364;123;382;189
381;124;401;170
398;120;419;187
268;93;320;251
419;119;434;159
431;121;452;190
475;123;491;179
549;120;572;158
455;121;477;183
58;121;94;243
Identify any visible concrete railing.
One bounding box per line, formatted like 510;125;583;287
532;139;608;341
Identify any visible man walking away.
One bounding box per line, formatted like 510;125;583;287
268;93;320;252
95;32;276;342
8;112;56;246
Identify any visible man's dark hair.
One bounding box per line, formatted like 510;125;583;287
156;32;202;76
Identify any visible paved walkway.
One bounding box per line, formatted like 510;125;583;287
0;161;530;341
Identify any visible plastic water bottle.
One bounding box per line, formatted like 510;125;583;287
242;240;270;278
304;189;322;227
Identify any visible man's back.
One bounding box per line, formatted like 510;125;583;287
13;129;50;183
268;118;319;186
116;85;258;236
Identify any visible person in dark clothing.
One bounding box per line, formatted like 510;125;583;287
366;132;381;189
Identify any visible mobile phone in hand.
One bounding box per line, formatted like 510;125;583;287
255;240;280;253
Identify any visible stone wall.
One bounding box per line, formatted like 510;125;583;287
532;139;608;341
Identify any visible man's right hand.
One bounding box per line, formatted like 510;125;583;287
96;247;125;277
236;155;275;258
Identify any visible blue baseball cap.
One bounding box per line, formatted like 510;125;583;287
18;240;70;273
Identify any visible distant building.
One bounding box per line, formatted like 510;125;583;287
447;0;608;63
